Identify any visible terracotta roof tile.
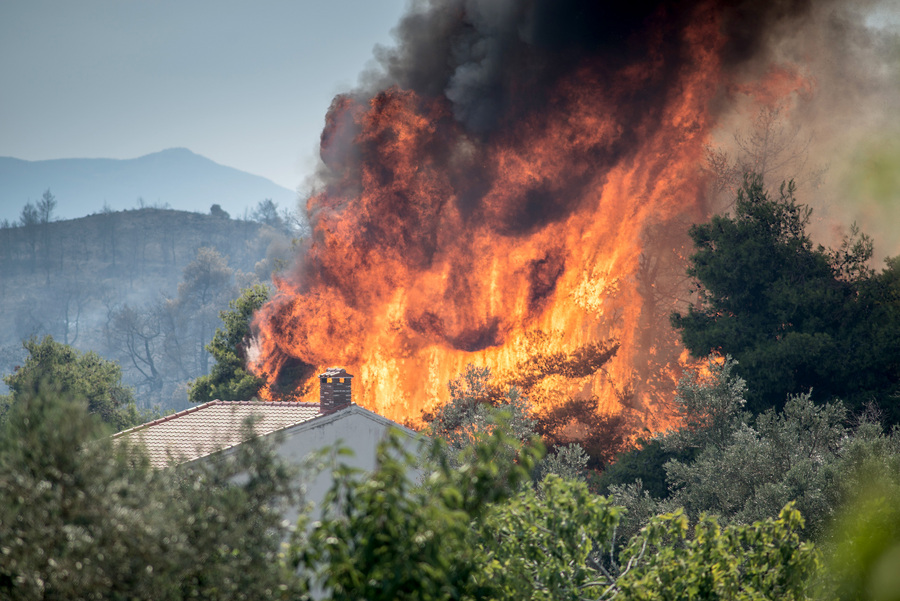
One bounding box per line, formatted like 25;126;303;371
114;401;329;468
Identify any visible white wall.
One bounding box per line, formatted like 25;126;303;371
273;406;423;522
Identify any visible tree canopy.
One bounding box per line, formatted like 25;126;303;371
292;410;820;601
0;376;892;600
605;357;900;544
188;284;269;404
0;387;300;600
425;363;594;481
672;175;900;419
0;335;143;431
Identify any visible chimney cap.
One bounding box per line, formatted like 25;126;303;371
319;367;354;379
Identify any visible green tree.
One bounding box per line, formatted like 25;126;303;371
617;504;818;600
594;357;745;503
662;357;750;452
536;442;591;482
672;175;900;419
188;284;269;404
596;359;747;544
819;457;900;600
0;388;163;598
0;380;838;600
292;410;819;600
662;392;848;539
0;336;142;431
427;364;536;456
426;363;592;480
477;474;622;600
292;423;543;601
0;387;302;600
606;356;900;543
595;438;687;500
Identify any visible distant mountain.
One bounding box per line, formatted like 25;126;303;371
0;148;299;223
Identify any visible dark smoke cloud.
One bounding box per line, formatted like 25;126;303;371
364;0;819;134
311;0;837;242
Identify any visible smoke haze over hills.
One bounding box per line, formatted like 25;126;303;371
0;148;300;224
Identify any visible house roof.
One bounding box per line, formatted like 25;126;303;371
113;400;344;468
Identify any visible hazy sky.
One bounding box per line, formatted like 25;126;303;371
0;0;408;192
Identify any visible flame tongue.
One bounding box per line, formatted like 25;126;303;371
250;0;807;430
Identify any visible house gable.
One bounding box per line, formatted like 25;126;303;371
113;400;333;468
114;399;423;520
113;401;419;470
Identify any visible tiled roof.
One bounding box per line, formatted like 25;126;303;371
113;401;332;468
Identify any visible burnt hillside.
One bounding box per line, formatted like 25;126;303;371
0;208;298;411
0;207;281;278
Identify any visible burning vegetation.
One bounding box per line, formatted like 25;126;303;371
248;0;896;435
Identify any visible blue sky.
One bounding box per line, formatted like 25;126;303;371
0;0;407;192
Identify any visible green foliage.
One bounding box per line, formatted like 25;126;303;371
604;478;680;550
595;438;696;501
819;458;900;601
293;413;826;600
672;174;900;419
427;364;591;481
663;392;847;539
189;284;269;404
1;335;143;431
0;387;300;600
618;504;818;600
606;357;900;542
595;358;747;502
596;364;750;548
0;389;162;598
161;428;302;601
292;424;544;600
478;474;622;600
536;443;590;482
6;376;884;600
662;357;749;453
427;364;536;458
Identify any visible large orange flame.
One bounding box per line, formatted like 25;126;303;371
250;1;809;433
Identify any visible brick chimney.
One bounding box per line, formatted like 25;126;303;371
319;367;353;410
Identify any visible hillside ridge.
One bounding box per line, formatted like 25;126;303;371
0;149;299;223
0;207;299;411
